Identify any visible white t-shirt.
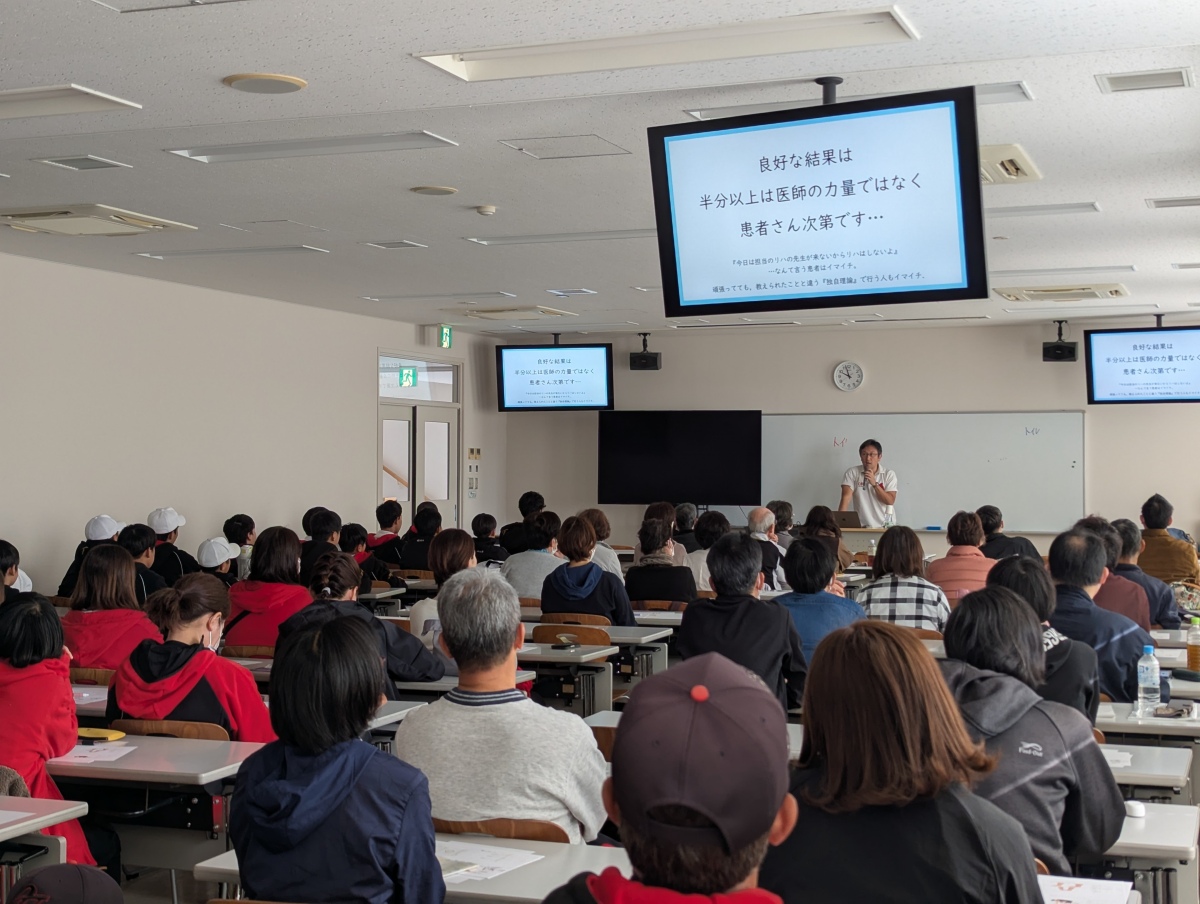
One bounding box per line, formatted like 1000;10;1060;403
842;465;898;528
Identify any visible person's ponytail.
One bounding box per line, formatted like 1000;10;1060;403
146;574;230;635
145;587;182;636
308;551;361;600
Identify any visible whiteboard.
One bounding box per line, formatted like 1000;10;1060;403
716;412;1084;533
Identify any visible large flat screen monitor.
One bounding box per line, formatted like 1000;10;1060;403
496;343;614;411
647;86;987;318
1085;326;1200;404
597;410;761;505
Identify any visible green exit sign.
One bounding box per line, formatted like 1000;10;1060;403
438;324;453;349
397;366;418;388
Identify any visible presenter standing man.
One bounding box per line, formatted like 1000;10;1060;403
838;439;898;528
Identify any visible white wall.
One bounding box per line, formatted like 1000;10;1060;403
504;324;1191;553
0;252;505;591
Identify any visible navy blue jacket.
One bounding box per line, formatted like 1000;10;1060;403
231;739;444;904
1049;585;1163;704
541;563;636;626
1114;563;1181;629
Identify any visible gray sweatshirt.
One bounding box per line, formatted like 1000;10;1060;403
940;659;1125;875
500;550;566;599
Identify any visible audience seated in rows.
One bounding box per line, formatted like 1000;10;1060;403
925;511;995;603
1076;515;1152;631
394;569;608;843
941;587;1125;873
226;527;311;649
672;502;701;553
766;499;795;551
543;653;798;903
856;526;950;633
685;511;730;592
198;536;241;587
632;502;689;567
118;523;167;603
500;511;564;599
222;512;256;581
498;490;546;555
793;505;853;571
147;507;200;587
775;538;865;664
976;505;1040;561
747;507;787;591
1047;528;1157;704
1112;517;1181;628
1139;493;1200;584
298;510;342;586
576;508;624;578
338;522;402;592
232;616;444;904
623;518;697;604
541;516;635;626
367;499;407;566
676;532;806;711
987;555;1100;723
57;514;125;598
408;530;478;677
281;551;444;694
108;574;275;742
758;620;1041;904
397;506;441;572
471;512;509;564
62;545;161;671
0;594;97;865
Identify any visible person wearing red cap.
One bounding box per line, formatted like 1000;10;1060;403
541;652;799;903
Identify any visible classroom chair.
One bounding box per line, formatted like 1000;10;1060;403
394;569;434;581
69;667;115;686
529;625;615;709
369;580;390;591
111;719;230;742
49;596;71;609
519;597;542;609
1099;693;1113;703
433;817;570;844
1092;727;1106;744
1034;859;1050;876
913;629;943;640
631;599;688;611
696;590;716;599
221;645;274;660
590;725;616;763
540;613;611;627
852;551;871;565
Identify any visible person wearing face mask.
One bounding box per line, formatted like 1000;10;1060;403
107;574;275;742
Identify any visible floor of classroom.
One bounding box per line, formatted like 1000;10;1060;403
123;868;221;904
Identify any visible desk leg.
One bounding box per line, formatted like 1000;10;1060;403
646;643;668;676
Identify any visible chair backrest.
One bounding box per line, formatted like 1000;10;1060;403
852;551;871;565
112;719;230;742
530;624;611;646
50;596;72;609
518;597;542;609
1034;858;1050;876
397;569;434;581
540;612;611;627
222;645;274;659
433;817;570;844
590;725;616;763
370;580;390;591
1092;727;1106;744
632;599;688;612
696;590;716;599
70;667;115;686
1099;692;1113;703
913;628;943;640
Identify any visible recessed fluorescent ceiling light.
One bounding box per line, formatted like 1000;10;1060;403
1173;263;1200;270
632;285;661;292
91;0;254;10
167;131;457;163
465;229;656;246
135;245;329;260
1147;197;1200;209
36;155;131;171
361;291;516;301
417;8;917;81
1002;304;1159;315
546;289;597;297
986;202;1100;218
0;84;141;120
362;240;428;250
1096;67;1193;94
685;81;1031;120
989;265;1136;279
499;135;629;159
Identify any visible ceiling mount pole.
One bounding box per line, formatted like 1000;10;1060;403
815;76;844;105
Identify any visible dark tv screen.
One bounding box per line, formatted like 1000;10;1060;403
597;410;761;506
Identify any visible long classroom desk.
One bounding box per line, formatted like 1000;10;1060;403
517;644;618;717
0;798;87;868
516;608;685;628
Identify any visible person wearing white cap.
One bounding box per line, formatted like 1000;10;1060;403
56;514;126;597
147;507;200;587
198;537;241;588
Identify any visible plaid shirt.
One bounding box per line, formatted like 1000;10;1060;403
857;574;950;632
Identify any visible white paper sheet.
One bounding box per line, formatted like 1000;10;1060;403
51;744;135;764
0;810;35;827
1101;748;1133;768
72;687;107;704
1097;703;1117;721
434;839;543;883
1037;874;1132;904
1151;631;1172;640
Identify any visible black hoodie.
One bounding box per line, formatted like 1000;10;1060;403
57;539;117;597
940;659;1125;875
1040;627;1100;723
149;541;200;587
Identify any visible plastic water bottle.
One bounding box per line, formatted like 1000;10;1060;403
1188;618;1200;671
1137;645;1161;716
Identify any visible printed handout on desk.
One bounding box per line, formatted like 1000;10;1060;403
72;688;107;704
1037;874;1131;904
1151;631;1172;641
51;744;135;764
434;839;543;884
0;810;35;827
1101;748;1133;769
228;659;272;671
1097;703;1117;721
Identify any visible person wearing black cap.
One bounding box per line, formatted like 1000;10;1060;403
541;652;798;903
8;864;124;904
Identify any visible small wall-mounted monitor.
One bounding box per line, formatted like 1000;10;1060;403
496;343;614;411
1085;326;1200;404
647;86;987;318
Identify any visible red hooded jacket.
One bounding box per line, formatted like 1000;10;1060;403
543;867;782;904
226;581;311;649
0;655;95;865
61;608;162;671
109;640;275;743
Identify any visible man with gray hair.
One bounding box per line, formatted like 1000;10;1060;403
393;569;607;843
747;506;787;591
673;503;701;553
